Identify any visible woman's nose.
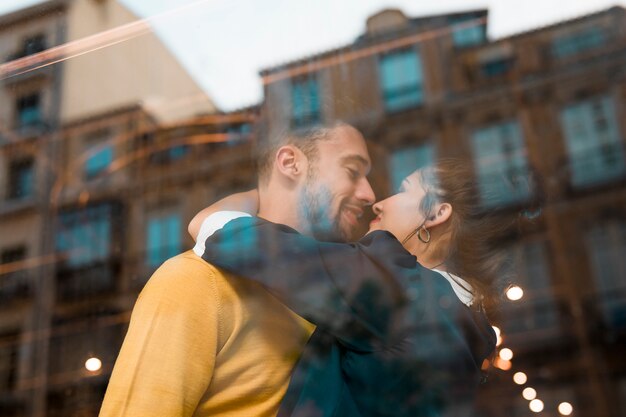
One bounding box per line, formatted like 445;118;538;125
372;201;382;215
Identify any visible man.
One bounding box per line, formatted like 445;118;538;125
99;122;375;416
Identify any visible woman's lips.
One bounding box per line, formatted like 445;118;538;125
369;217;380;227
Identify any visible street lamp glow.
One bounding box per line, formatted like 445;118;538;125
506;285;524;301
513;372;527;385
494;358;512;370
529;399;544;413
85;357;102;372
499;348;513;361
522;387;537;400
558;402;573;415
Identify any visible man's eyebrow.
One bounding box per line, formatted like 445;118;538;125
341;155;370;168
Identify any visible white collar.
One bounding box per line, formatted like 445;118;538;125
431;269;474;307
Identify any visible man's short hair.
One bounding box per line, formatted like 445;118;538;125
256;120;350;185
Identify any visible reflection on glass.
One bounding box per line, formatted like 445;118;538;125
0;1;624;416
56;204;113;268
587;220;626;329
560;96;625;187
523;387;537;400
85;357;102;372
450;14;486;48
559;401;574;415
291;76;321;128
471;121;531;207
378;49;424;112
7;158;34;199
389;143;434;191
85;145;114;178
513;371;527;385
552;26;606;58
146;213;182;267
499;347;513;361
16;93;42;128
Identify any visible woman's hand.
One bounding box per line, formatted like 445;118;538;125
188;190;259;240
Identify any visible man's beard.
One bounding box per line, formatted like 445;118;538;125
298;181;347;242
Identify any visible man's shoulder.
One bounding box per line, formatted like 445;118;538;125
142;251;228;296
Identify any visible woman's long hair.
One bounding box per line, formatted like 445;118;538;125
415;158;510;307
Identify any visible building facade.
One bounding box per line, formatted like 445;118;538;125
0;1;240;416
1;2;626;417
260;7;626;417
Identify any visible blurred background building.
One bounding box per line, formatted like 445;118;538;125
0;1;625;416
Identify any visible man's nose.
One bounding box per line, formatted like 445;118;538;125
356;178;376;206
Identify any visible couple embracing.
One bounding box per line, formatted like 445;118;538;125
100;121;500;417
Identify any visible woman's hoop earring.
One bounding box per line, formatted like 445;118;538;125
417;226;431;243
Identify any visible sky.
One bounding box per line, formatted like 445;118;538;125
2;0;625;110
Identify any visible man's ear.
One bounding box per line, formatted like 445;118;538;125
424;202;452;229
275;145;306;180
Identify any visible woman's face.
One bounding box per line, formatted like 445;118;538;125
368;171;428;242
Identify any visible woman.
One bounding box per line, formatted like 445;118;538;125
191;159;502;417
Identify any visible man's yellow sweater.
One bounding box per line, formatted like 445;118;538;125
99;250;314;417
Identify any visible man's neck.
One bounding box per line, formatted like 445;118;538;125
258;187;306;234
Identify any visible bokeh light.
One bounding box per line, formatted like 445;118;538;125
85;357;102;372
506;285;524;301
513;372;527;385
494;358;512;371
522;387;537;400
499;348;513;361
558;402;573;415
529;399;544;412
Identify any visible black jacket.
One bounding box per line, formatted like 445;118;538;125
202;216;496;417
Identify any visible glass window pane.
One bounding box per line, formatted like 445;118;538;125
560;96;625;187
471;121;531;206
379;50;424;111
389;144;434;191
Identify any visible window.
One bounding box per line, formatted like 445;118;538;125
379;49;424;112
450;15;486;48
560;96;625;187
22;33;46;57
0;331;19;392
291;77;321;128
149;146;188;164
587;220;626;329
226;123;252;145
0;246;30;301
7;159;34;200
48;312;124;377
84;130;113;178
85;145;113;178
7;33;46;61
388;144;434;191
552;27;606;58
146;213;181;267
471;121;531;207
501;240;559;334
15;93;42;128
55;204;113;268
480;57;514;77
